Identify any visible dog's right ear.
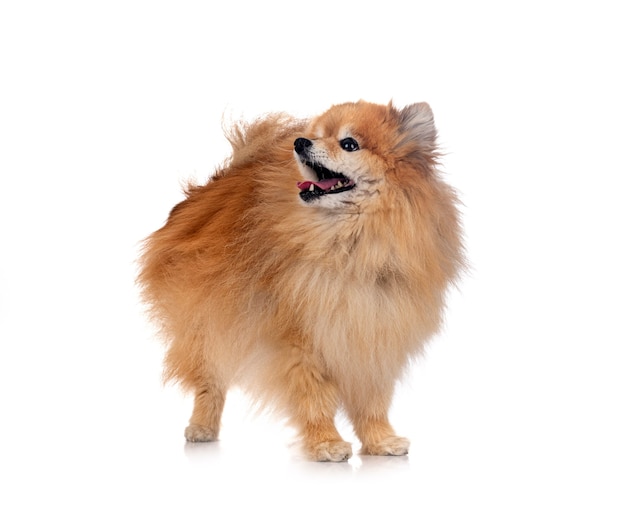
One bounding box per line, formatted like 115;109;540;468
398;102;437;146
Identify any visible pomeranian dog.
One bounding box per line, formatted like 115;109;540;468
139;100;464;462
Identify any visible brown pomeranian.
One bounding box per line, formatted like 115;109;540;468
139;100;464;461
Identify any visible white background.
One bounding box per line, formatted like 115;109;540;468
1;1;625;509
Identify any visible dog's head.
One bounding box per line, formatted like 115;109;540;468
294;101;438;211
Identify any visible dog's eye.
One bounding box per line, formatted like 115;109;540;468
339;137;359;152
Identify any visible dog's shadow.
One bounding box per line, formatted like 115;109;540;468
183;439;223;461
183;439;411;476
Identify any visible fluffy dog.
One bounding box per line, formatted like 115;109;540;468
139;100;464;461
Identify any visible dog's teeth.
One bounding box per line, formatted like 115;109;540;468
309;184;315;192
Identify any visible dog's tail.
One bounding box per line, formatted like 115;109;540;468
223;113;306;169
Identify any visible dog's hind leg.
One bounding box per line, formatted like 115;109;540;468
163;330;229;442
184;377;227;442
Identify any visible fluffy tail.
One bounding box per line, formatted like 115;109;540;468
224;113;306;169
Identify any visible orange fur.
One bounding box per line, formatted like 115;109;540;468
138;101;464;461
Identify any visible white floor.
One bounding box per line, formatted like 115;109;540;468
1;2;625;509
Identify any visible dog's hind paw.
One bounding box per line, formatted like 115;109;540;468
184;423;219;442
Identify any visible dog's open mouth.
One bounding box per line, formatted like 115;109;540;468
297;160;356;202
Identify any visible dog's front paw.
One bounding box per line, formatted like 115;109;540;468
184;423;219;442
362;436;410;456
309;440;353;462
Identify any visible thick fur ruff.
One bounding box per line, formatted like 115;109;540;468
138;100;464;461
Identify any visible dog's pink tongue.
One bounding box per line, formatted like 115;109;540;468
297;178;341;191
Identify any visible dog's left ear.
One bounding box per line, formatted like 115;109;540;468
398;102;437;146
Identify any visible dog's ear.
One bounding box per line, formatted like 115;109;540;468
398;102;437;145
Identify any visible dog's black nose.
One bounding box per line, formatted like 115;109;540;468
294;137;312;155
